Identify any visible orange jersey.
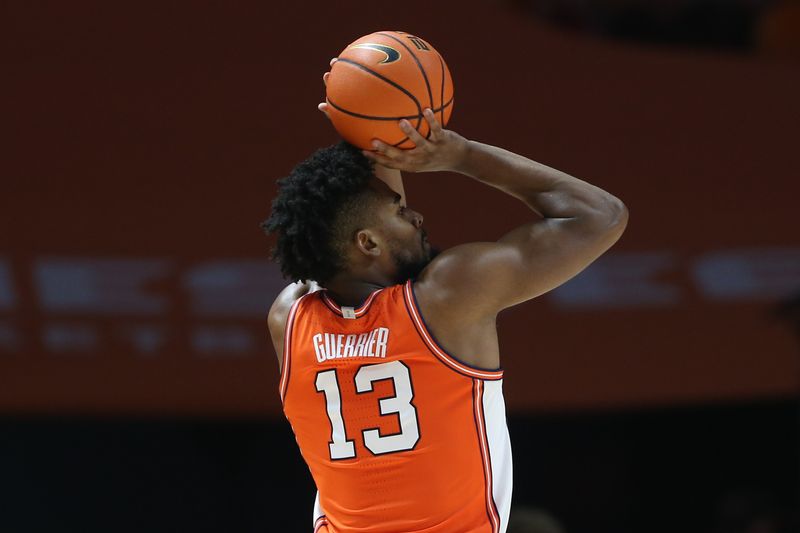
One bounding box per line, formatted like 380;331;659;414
279;280;512;533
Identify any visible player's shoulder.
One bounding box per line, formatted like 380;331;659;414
414;242;512;320
415;242;508;294
268;281;321;337
424;241;504;274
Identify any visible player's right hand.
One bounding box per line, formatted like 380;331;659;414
361;109;470;174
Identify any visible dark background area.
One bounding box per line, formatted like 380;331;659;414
3;0;799;532
2;401;797;533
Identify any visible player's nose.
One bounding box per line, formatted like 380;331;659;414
407;208;423;228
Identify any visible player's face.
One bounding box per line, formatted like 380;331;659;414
370;180;434;283
388;196;433;283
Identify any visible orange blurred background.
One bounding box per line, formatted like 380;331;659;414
3;1;798;417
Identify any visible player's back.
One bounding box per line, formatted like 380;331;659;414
279;281;511;533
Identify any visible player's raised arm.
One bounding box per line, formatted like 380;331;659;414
363;109;628;317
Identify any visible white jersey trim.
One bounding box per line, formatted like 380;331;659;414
482;379;513;533
313;490;328;531
473;379;501;532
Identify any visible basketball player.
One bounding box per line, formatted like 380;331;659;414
263;85;628;531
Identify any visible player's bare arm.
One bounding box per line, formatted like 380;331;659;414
363;109;629;370
268;280;320;370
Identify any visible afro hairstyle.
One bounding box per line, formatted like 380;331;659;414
262;141;381;284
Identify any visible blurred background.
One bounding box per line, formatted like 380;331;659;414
3;1;799;532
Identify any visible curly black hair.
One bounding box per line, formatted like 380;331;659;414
262;142;379;284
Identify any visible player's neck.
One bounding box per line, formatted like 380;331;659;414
323;274;392;308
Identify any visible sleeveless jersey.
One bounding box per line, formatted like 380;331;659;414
279;280;512;533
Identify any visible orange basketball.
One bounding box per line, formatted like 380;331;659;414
325;31;454;150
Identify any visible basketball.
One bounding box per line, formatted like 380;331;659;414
325;31;454;150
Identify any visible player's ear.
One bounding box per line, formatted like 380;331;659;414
355;229;381;257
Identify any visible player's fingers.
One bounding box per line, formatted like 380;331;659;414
330;57;338;67
371;139;405;161
398;119;428;149
362;149;398;169
318;103;331;120
423;109;444;141
323;72;330;86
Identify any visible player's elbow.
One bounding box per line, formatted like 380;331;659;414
583;194;629;236
607;196;629;231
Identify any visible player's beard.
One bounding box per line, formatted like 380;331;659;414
391;233;440;283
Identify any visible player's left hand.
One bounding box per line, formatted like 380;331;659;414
317;58;336;120
362;109;470;173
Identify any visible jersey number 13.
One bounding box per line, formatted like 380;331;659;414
315;360;420;460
